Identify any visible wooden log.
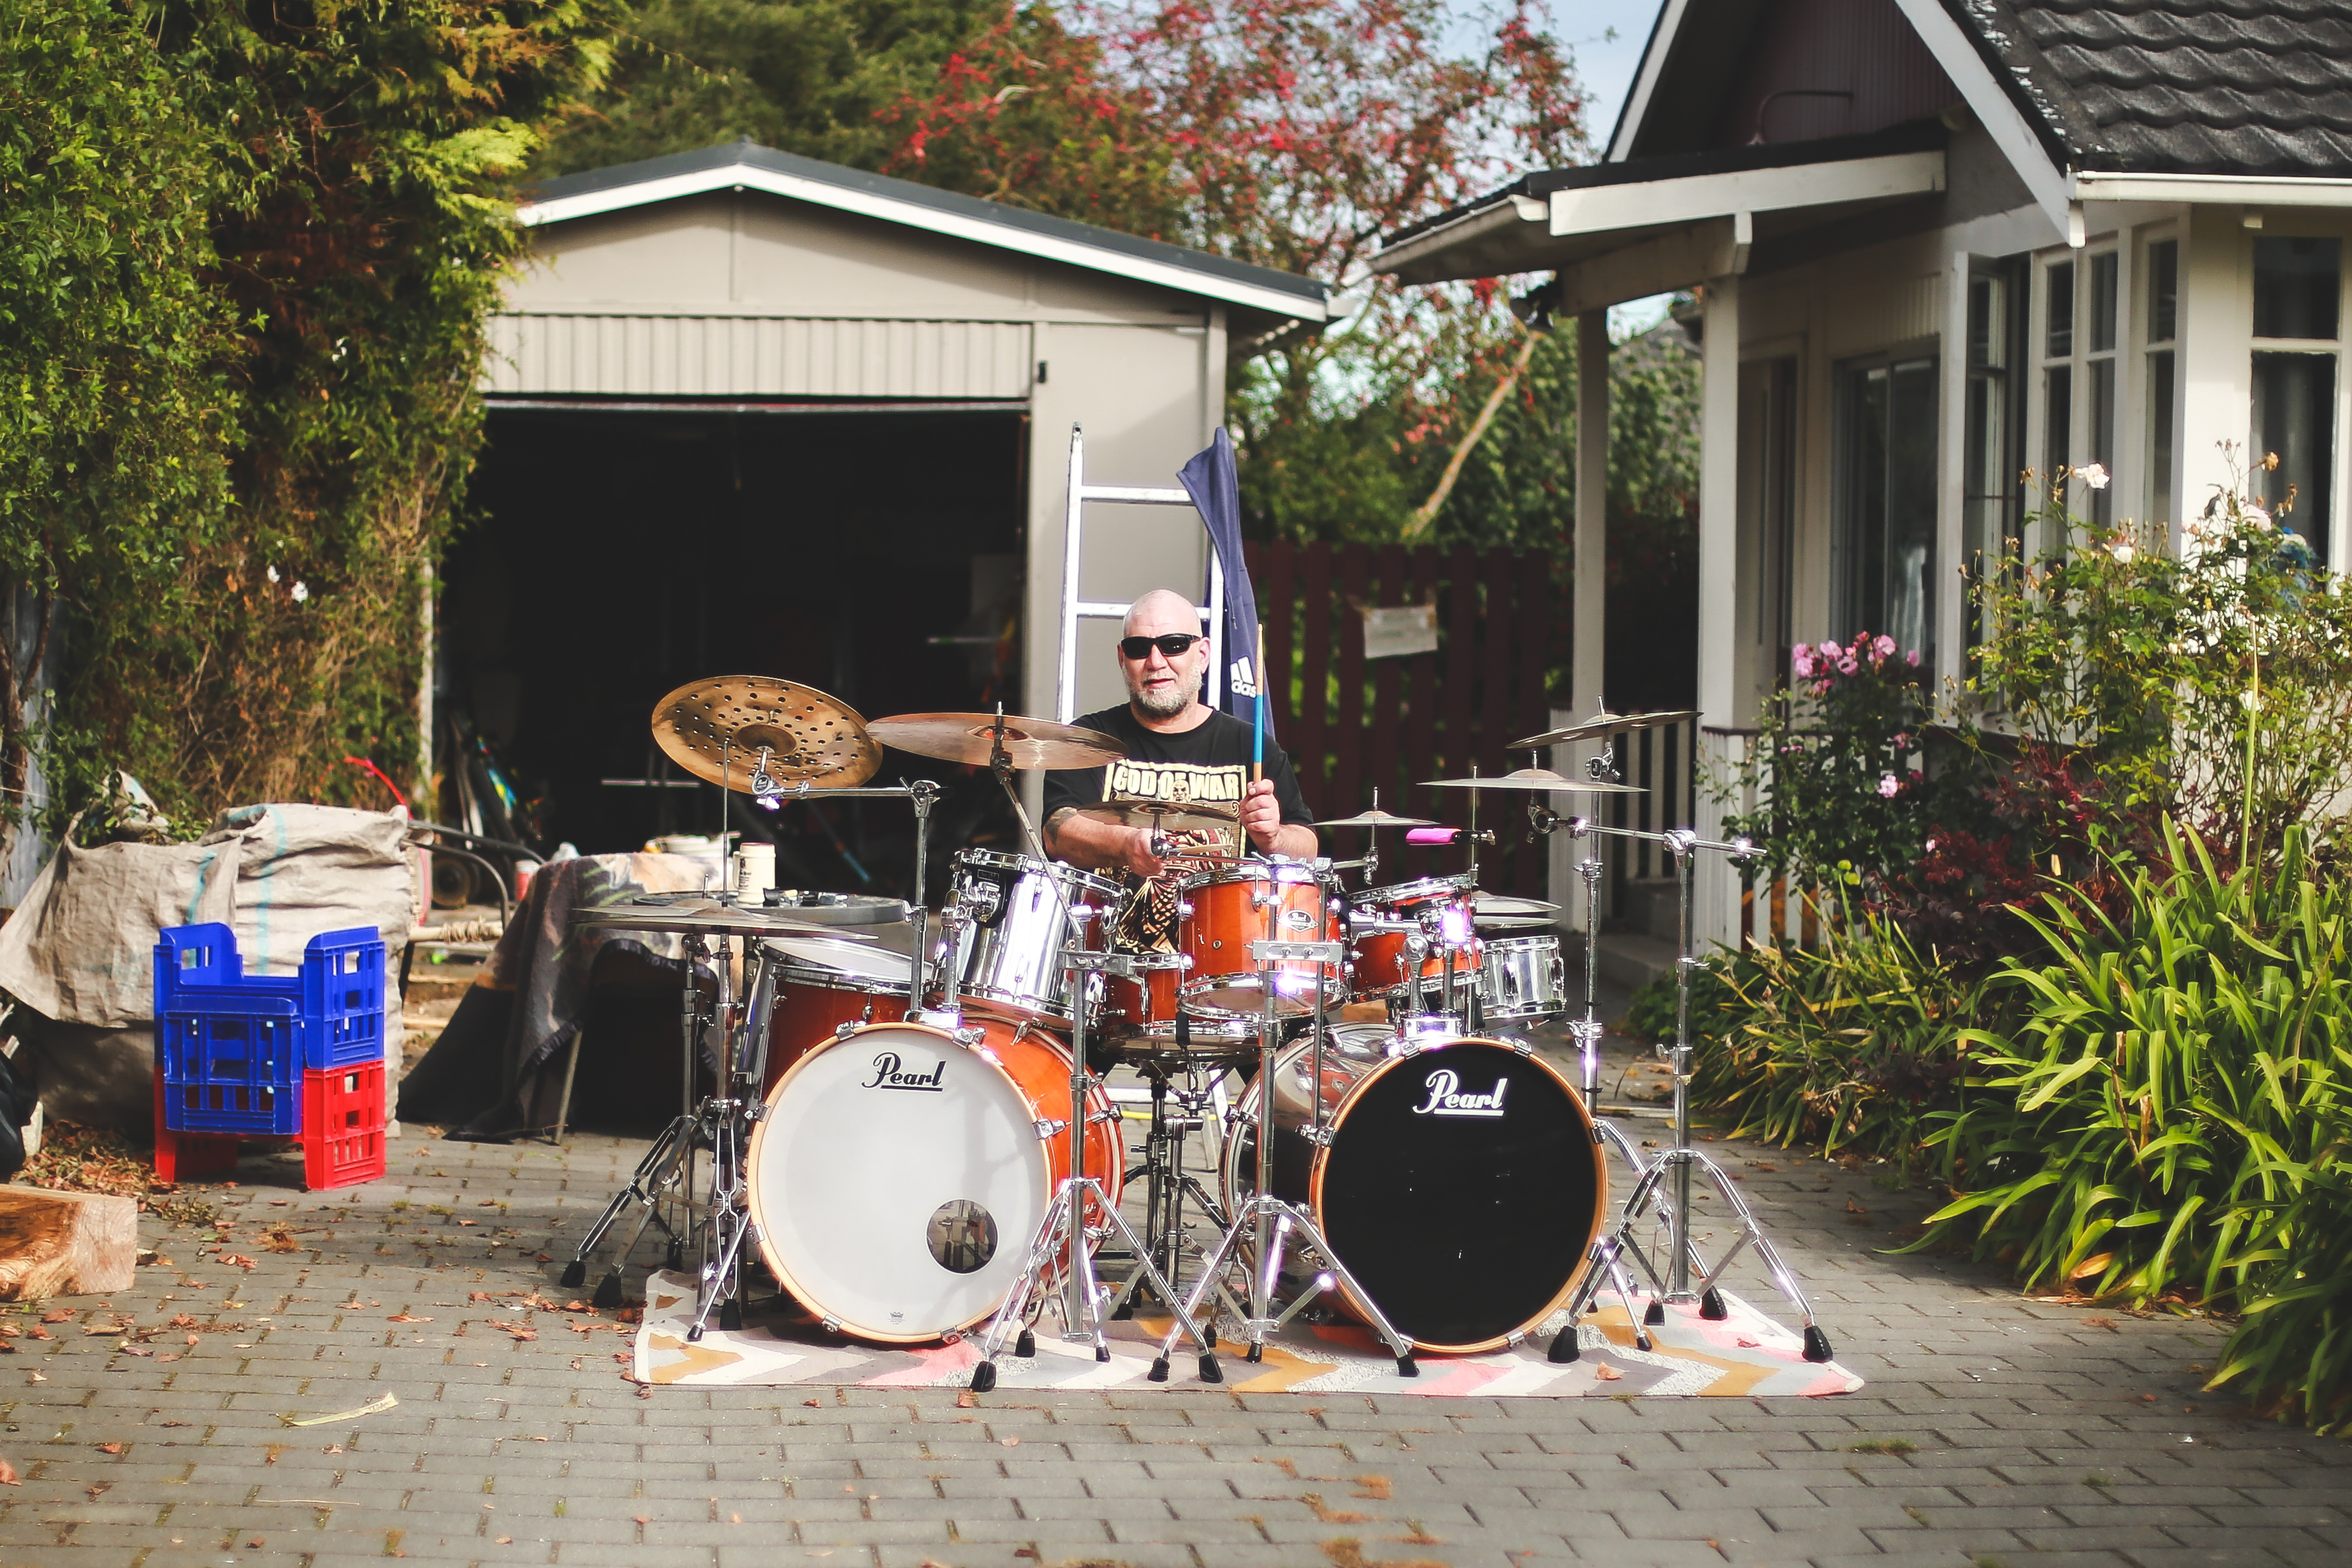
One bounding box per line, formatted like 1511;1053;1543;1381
0;1186;136;1299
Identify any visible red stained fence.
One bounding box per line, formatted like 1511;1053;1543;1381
1242;541;1558;898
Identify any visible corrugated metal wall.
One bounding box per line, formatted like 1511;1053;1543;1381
483;315;1034;399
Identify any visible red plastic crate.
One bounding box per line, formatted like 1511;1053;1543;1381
298;1061;386;1191
149;1063;387;1192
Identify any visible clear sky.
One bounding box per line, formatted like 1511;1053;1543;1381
1544;0;1667;153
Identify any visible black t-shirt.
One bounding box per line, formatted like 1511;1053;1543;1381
1043;704;1316;950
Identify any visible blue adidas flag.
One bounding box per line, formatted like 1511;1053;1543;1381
1177;427;1265;730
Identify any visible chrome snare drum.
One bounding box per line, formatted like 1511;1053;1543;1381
945;850;1121;1022
1478;934;1566;1022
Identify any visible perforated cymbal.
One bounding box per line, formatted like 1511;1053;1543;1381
868;712;1122;771
651;676;880;794
1421;768;1643;794
1509;709;1699;750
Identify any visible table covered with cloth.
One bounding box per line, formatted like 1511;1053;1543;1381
398;853;721;1140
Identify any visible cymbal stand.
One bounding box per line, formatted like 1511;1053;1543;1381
1548;824;1833;1364
1156;935;1420;1377
559;932;715;1307
679;935;783;1341
969;940;1223;1391
1561;820;1653;1179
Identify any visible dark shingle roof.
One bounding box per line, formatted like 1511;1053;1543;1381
1952;0;2352;177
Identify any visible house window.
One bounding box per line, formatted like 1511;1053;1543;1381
2039;250;2122;530
2042;258;2074;510
1964;261;2026;644
2144;238;2179;526
2250;236;2340;564
1836;355;1940;666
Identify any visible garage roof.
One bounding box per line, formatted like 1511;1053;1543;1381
520;140;1331;325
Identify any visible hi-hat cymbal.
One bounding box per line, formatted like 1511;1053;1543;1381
869;712;1121;771
1474;894;1560;917
1314;808;1439;829
652;676;880;794
1510;709;1700;750
1421;768;1643;794
1075;801;1240;838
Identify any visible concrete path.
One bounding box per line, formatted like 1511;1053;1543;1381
4;1023;2345;1568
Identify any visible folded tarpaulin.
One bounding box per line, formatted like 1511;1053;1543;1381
0;802;418;1030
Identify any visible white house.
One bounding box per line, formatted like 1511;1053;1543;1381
1376;0;2352;943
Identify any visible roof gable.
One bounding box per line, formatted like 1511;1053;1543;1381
518;141;1328;324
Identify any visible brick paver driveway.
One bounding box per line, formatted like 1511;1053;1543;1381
4;1026;2345;1568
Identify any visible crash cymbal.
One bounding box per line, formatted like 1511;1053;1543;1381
1314;807;1439;829
1473;894;1560;917
868;712;1122;771
651;676;880;794
1421;768;1643;794
1075;801;1240;838
1474;915;1559;931
1509;709;1700;750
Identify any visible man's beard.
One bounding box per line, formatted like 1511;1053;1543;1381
1128;671;1196;718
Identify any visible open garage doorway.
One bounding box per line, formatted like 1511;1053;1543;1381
440;403;1027;903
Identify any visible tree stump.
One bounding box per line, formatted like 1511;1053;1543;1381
0;1186;136;1298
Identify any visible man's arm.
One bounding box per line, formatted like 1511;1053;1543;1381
1044;806;1166;878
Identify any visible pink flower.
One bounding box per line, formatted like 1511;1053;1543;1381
1790;644;1815;677
1818;641;1843;662
1878;773;1899;798
1871;634;1896;660
2078;462;2110;491
1905;650;1921;667
1838;656;1859;676
1925;838;1938;853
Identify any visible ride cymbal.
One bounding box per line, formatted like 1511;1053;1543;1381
1314;808;1439;829
651;676;880;794
1421;768;1643;794
1509;708;1699;750
1473;894;1560;917
868;712;1122;771
1075;801;1240;838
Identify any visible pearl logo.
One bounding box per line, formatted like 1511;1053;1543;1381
1412;1068;1506;1118
864;1052;946;1092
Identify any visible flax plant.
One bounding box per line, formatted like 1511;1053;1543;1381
1912;824;2352;1323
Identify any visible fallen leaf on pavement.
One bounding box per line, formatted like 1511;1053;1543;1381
40;1310;70;1324
1592;1363;1623;1381
955;1390;979;1409
386;1315;432;1325
570;1358;582;1371
220;1254;258;1270
469;1293;492;1303
281;1391;398;1428
633;1516;650;1525
0;1457;16;1485
97;1442;122;1454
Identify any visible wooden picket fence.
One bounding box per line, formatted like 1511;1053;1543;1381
1242;541;1558;898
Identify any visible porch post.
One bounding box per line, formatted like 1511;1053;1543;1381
1559;308;1612;934
1695;275;1744;950
1572;308;1609;717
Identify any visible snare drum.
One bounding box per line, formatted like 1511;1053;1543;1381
946;850;1122;1022
760;955;912;1095
1098;952;1258;1061
1179;861;1345;1018
746;1015;1122;1342
1478;934;1565;1022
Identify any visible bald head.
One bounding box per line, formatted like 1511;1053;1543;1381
1122;589;1200;637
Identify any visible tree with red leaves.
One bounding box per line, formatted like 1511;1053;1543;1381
882;1;1587;541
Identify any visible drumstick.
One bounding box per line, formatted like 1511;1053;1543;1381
1251;621;1266;785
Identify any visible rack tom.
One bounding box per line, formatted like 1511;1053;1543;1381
1179;861;1344;1018
945;850;1121;1022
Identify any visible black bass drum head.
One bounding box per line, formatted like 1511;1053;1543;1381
1314;1039;1604;1352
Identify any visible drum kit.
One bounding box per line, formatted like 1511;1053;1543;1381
556;677;1834;1384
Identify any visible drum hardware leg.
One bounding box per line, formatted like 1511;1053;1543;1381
972;941;1221;1393
560;1109;693;1292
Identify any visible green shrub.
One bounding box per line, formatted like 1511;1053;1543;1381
1687;908;1985;1166
1914;824;2352;1326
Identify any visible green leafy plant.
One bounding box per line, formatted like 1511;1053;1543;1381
1912;823;2352;1319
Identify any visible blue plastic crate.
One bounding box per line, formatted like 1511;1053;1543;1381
154;925;387;1136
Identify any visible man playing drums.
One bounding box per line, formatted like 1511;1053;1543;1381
1043;589;1317;954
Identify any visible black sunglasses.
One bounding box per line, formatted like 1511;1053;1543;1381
1119;633;1204;660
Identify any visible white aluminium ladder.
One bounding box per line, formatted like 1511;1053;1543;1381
1055;423;1225;722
